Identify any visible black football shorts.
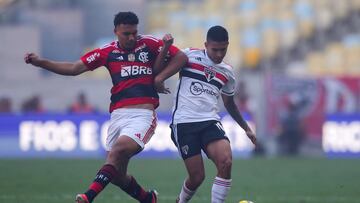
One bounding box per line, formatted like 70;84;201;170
170;120;229;160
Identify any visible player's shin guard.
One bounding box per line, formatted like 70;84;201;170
84;164;118;203
177;180;196;203
211;177;232;203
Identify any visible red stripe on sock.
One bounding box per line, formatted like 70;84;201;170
214;178;232;187
89;182;104;193
214;182;231;187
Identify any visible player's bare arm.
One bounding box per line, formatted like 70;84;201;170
153;33;174;75
154;51;187;93
222;94;257;145
24;52;88;76
153;34;174;94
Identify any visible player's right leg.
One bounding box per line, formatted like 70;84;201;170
177;154;205;203
108;108;158;203
108;135;156;203
171;123;205;203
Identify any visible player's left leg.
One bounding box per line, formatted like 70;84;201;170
205;139;233;203
177;154;205;203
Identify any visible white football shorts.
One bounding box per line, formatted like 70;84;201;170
106;108;157;151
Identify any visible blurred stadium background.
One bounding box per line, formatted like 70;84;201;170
1;0;360;202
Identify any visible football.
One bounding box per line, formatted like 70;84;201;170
239;201;254;203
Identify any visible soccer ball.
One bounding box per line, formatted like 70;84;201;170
239;201;254;203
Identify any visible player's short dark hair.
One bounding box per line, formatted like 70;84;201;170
206;25;229;42
114;11;139;27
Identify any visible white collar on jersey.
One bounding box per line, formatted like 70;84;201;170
204;50;223;65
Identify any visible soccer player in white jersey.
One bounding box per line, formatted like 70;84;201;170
156;25;257;203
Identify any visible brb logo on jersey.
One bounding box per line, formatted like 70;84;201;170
121;65;152;77
190;82;218;97
204;67;216;82
86;52;100;63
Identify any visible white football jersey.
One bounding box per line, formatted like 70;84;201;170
171;48;236;124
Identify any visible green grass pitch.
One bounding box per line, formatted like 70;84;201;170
0;158;359;203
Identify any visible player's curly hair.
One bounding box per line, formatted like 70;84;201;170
207;25;229;42
114;11;139;27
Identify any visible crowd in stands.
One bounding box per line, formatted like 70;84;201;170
0;97;11;113
147;0;360;75
0;92;96;114
68;92;96;114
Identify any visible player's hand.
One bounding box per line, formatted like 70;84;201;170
245;130;257;145
154;77;171;94
162;34;174;48
24;52;41;66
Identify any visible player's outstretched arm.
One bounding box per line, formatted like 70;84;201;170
154;50;187;93
222;94;257;145
153;34;174;75
24;52;88;76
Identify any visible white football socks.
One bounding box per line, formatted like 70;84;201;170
211;176;232;203
178;180;196;203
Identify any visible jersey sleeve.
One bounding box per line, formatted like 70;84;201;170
221;70;236;96
182;48;191;55
158;40;180;57
80;48;108;71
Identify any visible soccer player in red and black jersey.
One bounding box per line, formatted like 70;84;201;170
24;11;187;203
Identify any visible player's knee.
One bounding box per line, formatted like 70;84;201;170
114;145;133;158
218;156;232;173
108;145;133;165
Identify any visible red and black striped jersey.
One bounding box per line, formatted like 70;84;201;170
81;35;180;112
